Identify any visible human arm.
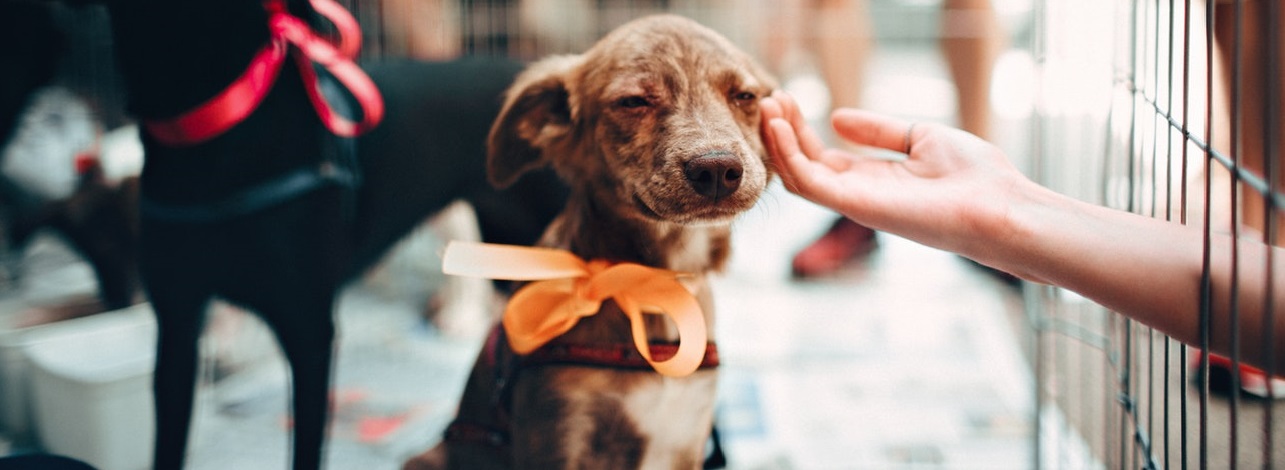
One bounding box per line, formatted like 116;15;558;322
761;91;1285;370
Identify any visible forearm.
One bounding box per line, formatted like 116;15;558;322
984;182;1285;370
1205;232;1285;371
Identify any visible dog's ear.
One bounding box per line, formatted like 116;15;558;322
487;55;582;189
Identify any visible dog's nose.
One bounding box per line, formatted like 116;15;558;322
685;151;743;200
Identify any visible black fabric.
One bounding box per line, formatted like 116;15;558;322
0;454;97;470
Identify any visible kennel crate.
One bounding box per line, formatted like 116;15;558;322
1028;0;1283;468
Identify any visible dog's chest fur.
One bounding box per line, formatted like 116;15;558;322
506;201;726;468
510;359;719;469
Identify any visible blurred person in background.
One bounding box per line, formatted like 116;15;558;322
1210;0;1283;245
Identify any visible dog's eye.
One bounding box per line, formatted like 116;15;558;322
616;96;651;109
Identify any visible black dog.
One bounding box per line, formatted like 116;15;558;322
92;0;566;468
7;157;142;318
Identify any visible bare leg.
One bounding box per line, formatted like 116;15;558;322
940;0;1003;141
761;0;806;72
381;0;461;60
1193;0;1284;394
938;0;1022;284
812;0;873;112
787;0;880;278
1213;0;1284;244
759;0;871;133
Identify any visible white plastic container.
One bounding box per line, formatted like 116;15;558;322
0;318;42;442
24;306;156;470
0;304;150;443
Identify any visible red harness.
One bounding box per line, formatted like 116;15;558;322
142;0;383;146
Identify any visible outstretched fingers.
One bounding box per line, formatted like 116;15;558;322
767;117;855;210
765;116;809;193
760;94;786;158
830;108;922;155
773;92;828;160
763;94;851;167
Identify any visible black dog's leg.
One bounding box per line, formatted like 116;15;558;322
238;189;347;470
148;287;212;470
272;305;337;470
140;219;218;470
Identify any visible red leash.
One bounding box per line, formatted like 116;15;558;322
143;0;384;146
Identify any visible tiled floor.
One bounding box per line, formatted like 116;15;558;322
711;210;1035;469
0;42;1042;469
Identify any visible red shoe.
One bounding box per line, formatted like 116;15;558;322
1189;350;1285;399
791;217;878;278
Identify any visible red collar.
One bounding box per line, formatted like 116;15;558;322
482;322;720;373
444;326;721;448
521;341;721;371
142;0;383;147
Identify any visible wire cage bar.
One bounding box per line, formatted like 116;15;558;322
1031;0;1283;468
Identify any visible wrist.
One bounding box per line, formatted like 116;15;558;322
964;177;1064;283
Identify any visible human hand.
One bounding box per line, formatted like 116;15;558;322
760;91;1038;258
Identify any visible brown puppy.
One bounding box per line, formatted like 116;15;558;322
405;14;776;470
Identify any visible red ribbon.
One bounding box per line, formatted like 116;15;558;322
143;0;384;147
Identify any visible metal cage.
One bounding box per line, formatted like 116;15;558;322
1031;0;1282;468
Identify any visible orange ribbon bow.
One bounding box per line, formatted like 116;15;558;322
442;241;708;377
